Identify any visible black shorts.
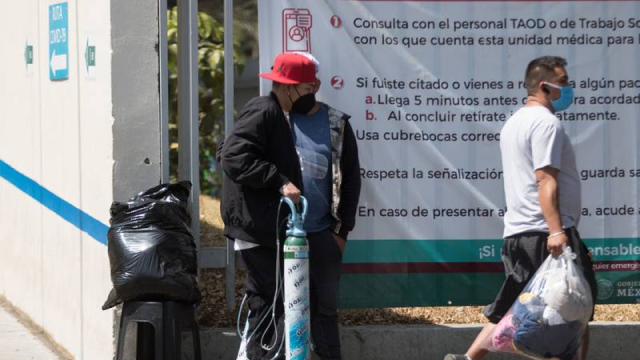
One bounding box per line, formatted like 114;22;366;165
483;227;598;324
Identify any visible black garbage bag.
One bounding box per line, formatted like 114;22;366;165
102;181;201;310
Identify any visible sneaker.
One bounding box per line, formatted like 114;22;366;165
444;355;469;360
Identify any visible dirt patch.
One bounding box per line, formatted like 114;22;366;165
198;195;640;328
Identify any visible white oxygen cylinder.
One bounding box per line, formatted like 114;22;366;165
283;197;311;360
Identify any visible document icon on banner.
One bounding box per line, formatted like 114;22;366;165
282;8;312;53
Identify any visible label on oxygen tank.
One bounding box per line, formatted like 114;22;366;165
284;238;310;360
285;245;308;259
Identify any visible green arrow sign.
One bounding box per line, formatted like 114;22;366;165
85;39;95;72
25;43;33;66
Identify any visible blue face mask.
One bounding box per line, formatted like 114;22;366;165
544;82;574;112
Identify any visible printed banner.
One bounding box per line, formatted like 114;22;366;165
258;0;640;307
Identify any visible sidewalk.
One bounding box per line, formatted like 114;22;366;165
0;299;66;360
188;322;640;360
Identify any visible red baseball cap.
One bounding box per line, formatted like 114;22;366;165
259;53;318;84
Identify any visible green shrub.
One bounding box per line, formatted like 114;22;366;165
167;7;245;196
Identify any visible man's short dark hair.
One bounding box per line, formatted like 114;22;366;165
524;56;567;95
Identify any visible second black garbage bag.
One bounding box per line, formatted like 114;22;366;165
102;181;201;310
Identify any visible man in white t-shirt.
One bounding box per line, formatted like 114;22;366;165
445;57;597;360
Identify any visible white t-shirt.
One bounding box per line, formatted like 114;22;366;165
500;106;581;237
234;238;259;251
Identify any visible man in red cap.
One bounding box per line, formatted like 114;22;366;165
219;52;361;360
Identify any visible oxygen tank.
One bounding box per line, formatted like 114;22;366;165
282;196;310;360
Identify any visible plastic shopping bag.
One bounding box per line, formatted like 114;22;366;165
483;246;593;360
102;181;201;310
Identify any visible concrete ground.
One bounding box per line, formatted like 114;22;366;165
1;298;639;360
0;300;68;360
181;322;640;360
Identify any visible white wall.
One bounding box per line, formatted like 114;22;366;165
0;1;114;359
0;0;43;325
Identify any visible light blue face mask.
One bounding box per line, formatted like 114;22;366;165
544;82;574;112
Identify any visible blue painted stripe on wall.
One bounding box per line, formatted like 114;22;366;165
0;159;109;245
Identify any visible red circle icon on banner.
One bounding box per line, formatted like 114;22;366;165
331;76;344;90
288;26;305;42
330;15;342;28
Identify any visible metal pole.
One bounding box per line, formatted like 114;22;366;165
223;0;236;309
178;0;200;246
159;0;170;183
224;0;234;138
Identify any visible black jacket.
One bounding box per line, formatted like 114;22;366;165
219;93;360;246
